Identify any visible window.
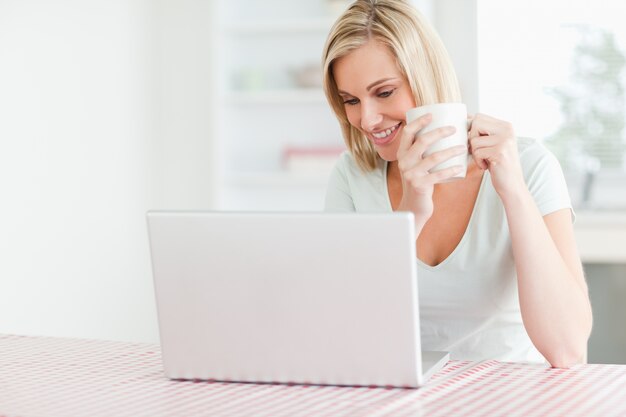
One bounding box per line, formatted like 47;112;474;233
477;0;626;210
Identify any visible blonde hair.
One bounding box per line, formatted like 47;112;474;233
322;0;462;171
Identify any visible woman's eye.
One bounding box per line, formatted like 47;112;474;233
343;98;359;105
378;89;394;98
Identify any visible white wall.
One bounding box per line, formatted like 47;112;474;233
432;0;479;114
0;0;215;343
153;0;217;211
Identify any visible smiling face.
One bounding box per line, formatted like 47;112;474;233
333;39;417;162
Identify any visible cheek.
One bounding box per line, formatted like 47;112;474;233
397;93;417;114
344;107;360;130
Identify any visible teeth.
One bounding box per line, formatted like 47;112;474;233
372;124;397;139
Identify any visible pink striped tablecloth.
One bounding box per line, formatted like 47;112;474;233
1;334;625;417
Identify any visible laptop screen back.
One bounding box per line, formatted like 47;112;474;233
147;211;424;387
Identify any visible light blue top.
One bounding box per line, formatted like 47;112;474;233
324;138;574;363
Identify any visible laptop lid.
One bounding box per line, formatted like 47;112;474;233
147;211;444;388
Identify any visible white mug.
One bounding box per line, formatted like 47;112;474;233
405;103;469;180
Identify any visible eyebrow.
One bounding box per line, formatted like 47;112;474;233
338;77;398;96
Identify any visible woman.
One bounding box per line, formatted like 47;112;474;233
322;0;592;367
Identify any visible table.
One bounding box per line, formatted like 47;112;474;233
1;334;625;417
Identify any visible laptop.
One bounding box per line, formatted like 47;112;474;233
146;211;449;388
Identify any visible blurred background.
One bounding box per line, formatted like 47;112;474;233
0;0;624;363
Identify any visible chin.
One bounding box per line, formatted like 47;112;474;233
374;145;399;162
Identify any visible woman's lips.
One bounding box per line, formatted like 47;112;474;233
370;123;401;146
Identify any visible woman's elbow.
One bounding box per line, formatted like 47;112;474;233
548;356;579;369
545;344;588;369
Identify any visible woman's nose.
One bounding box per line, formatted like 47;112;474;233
360;101;383;131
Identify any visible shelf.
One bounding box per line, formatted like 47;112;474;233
575;210;626;227
226;171;331;187
225;89;327;105
215;1;345;212
224;18;335;35
574;210;626;264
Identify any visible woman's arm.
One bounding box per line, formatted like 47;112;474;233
469;114;592;368
503;194;592;368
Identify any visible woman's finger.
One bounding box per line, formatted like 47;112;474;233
469;113;513;138
471;147;489;170
469;134;501;152
398;113;432;156
400;125;458;170
404;164;465;188
419;144;466;173
471;145;507;170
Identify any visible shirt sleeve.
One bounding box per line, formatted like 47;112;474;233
324;152;356;212
519;138;575;222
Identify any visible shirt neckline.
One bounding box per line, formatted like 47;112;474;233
382;159;488;271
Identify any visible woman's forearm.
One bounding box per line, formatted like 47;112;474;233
502;188;592;368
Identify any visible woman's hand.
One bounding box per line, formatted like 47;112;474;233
396;113;467;230
468;113;527;200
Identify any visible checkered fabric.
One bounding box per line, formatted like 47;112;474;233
1;334;625;417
